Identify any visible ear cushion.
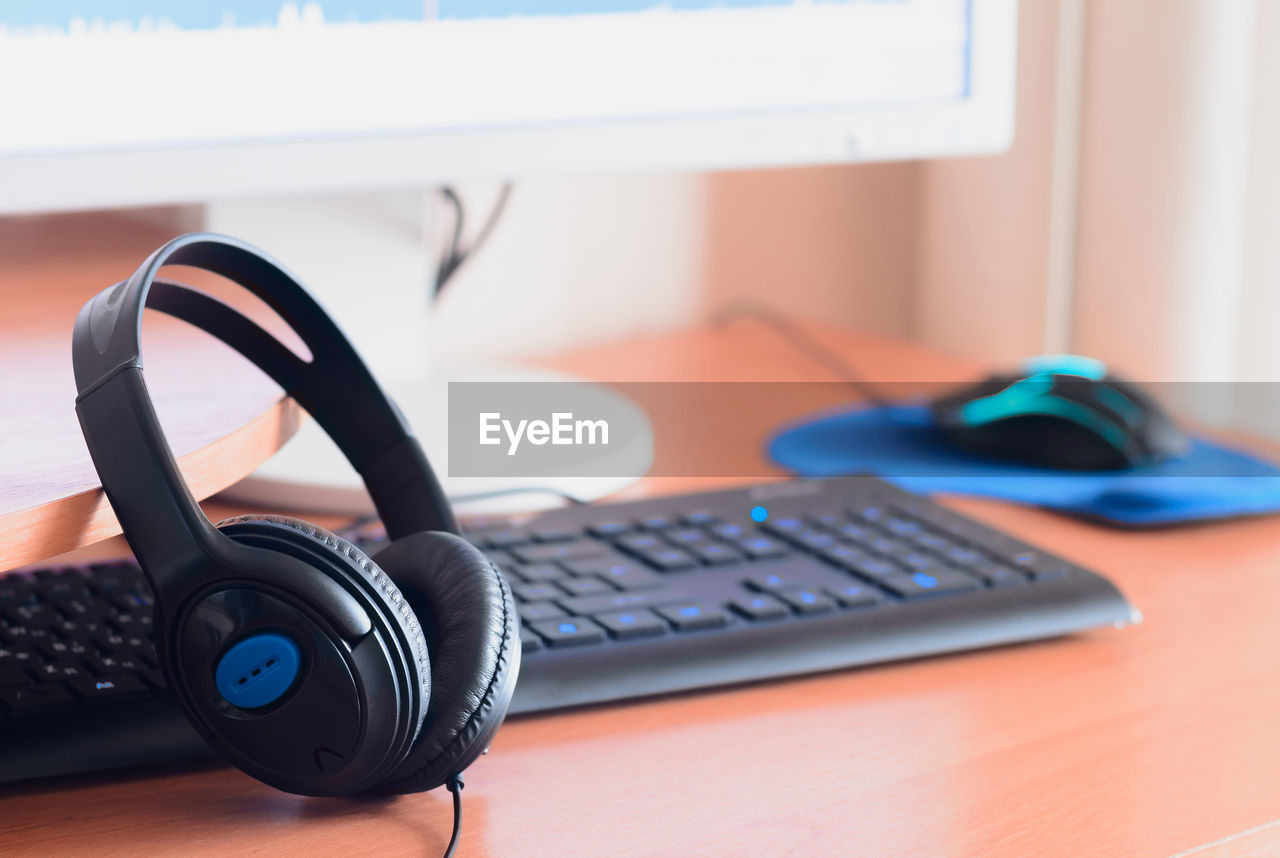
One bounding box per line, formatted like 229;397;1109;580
214;515;431;758
369;531;520;794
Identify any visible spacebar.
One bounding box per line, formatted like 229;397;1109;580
559;589;691;616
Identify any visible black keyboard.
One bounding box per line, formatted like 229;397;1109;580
0;476;1136;784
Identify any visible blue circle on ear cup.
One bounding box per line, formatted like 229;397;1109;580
214;633;302;709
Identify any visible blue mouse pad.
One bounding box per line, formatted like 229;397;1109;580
768;403;1280;527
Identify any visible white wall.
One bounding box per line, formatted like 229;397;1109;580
429;173;707;364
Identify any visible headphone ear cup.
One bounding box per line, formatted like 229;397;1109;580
369;531;520;794
214;514;432;786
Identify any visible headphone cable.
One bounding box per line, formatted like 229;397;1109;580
707;298;892;408
442;773;465;858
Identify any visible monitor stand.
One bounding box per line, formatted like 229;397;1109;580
205;190;649;515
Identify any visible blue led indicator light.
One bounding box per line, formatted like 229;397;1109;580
750;506;768;522
557;622;578;634
913;573;939;589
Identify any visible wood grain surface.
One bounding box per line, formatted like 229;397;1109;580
3;289;1280;856
0;213;302;569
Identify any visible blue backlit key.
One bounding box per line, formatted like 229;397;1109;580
825;583;884;609
879;569;982;599
594;609;668;640
656;603;729;632
529;618;606;647
777;587;836;616
729;594;789;621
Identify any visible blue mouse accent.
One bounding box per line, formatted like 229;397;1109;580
215;633;302;710
958;388;1130;451
1020;354;1107;380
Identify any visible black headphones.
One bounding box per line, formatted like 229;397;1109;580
71;233;520;797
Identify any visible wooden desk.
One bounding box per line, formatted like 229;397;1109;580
0;214;302;570
5;321;1280;857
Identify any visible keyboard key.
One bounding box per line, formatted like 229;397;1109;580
0;625;50;646
85;654;141;676
0;647;39;667
512;540;611;565
710;522;749;541
519;630;543;654
884;517;924;537
679;511;717;526
518;602;568;623
37;639;89;661
591;563;665;590
900;552;942;572
512;583;564;603
1005;551;1071;580
944;546;986;566
729;594;789;621
594;609;668;640
559;577;616;597
793;530;838;551
837;522;878;544
558;589;690;617
68;674;148;703
762;517;805;535
0;666;32;687
656;603;729;632
825;583;885;609
2;605;54;626
36;661;85;681
869;536;914;559
587;521;631;538
109;592;154;612
477;529;532;549
777;588;836;616
664;528;708;545
691;543;742;565
818;544;871;571
879;570;982;599
972;563;1028;587
509;563;566;583
847;556;900;579
746;570;826;592
637;516;674;531
50;619;102;641
0;684;73;715
912;532;956;554
529;618;606;648
639;548;699;572
850;503;887;524
736;536;789;560
529;526;576;543
615;533;665;554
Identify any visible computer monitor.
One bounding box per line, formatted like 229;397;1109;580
0;1;1015;212
0;1;1018;511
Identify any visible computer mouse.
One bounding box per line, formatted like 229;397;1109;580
930;355;1189;470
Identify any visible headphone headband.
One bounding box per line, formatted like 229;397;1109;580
73;233;456;585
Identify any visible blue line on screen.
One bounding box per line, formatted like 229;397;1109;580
0;1;423;30
436;0;791;19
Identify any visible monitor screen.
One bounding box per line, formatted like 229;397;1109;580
0;1;1016;212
